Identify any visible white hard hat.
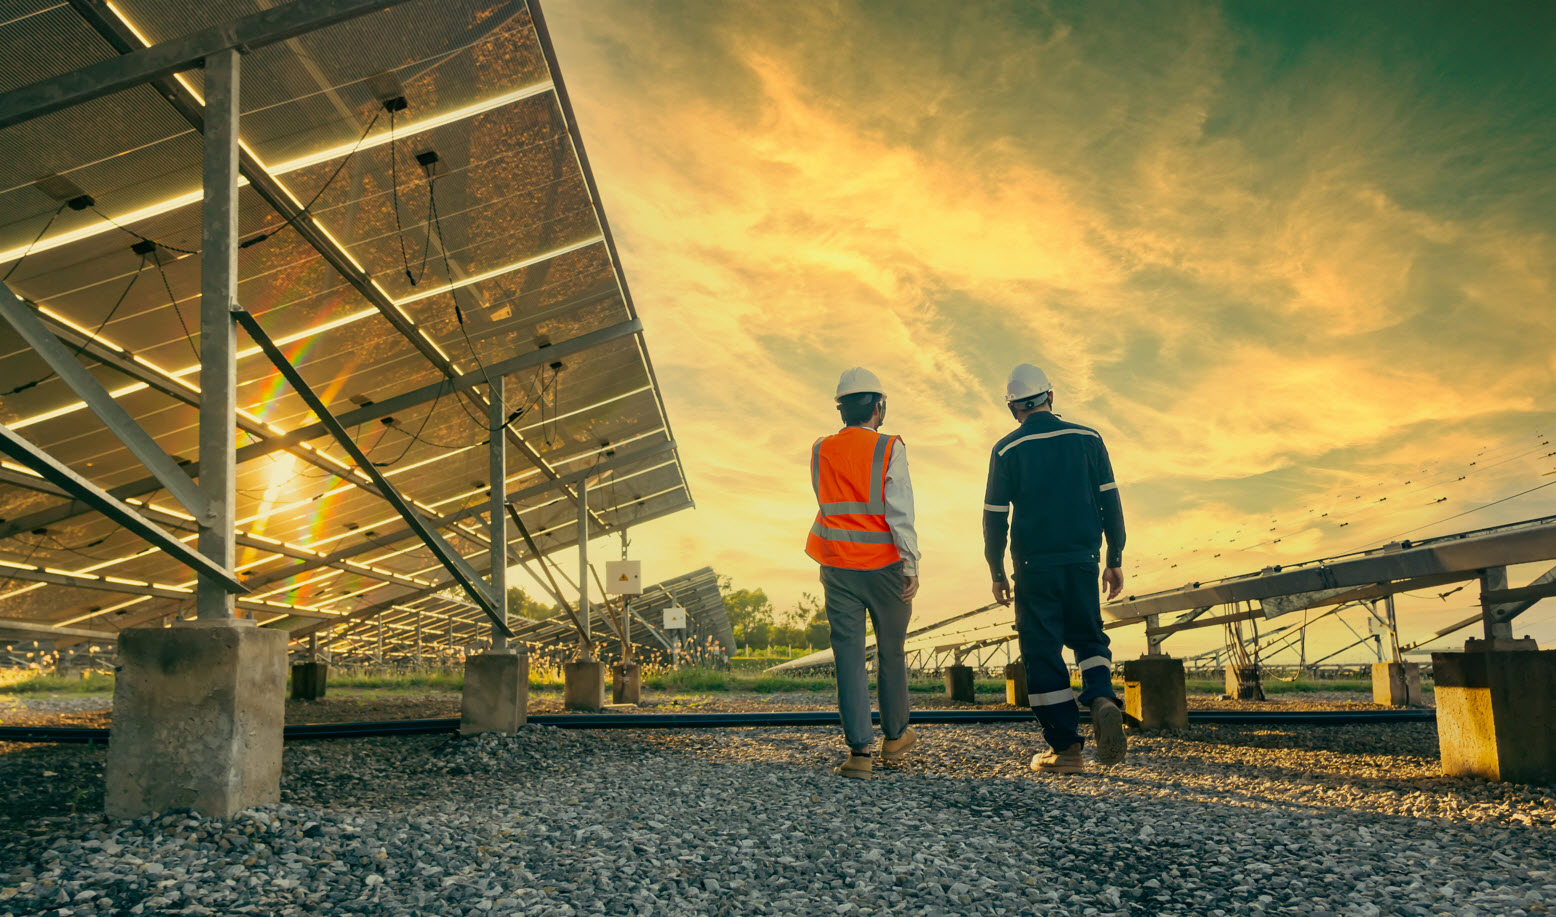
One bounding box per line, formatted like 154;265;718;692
835;366;884;400
1006;363;1052;403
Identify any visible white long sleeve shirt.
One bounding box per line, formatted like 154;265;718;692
852;424;921;576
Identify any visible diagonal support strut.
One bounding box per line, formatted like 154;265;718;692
232;308;512;638
0;422;244;592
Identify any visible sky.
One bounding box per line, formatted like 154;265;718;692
532;0;1556;659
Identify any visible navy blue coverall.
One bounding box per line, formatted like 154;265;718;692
983;411;1127;752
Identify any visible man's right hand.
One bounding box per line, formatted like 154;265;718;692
992;580;1011;607
1102;566;1125;600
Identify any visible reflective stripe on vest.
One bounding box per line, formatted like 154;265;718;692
806;429;903;570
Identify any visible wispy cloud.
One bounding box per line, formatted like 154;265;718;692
542;0;1556;653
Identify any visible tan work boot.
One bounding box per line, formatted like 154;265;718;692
835;751;875;779
1090;696;1127;766
881;726;918;761
1031;743;1085;774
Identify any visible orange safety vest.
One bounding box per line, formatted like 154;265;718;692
805;427;903;570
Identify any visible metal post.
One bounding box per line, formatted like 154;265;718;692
1384;593;1402;663
196;47;241;621
578;477;590;655
448;614;454;656
308;632;318;662
620;529;631;662
415;610;423;663
375;611;383;663
1145;614;1165;656
489;377;508;648
1481;566;1512;641
1299;609;1307;675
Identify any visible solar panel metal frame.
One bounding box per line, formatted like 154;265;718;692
0;0;692;649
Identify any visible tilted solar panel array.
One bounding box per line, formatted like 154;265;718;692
0;0;690;646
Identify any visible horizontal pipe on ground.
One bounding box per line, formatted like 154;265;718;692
0;708;1436;744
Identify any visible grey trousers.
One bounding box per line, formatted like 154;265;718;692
822;561;912;751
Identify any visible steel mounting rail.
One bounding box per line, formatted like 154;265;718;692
232;308;513;638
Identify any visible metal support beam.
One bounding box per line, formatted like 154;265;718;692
489;376;508;649
196;47;241;620
0;423;244;591
1145;614;1166;655
59;0;615;541
1481;566;1512;641
0;619;118;641
1260;572;1472;619
1384;593;1402;664
232;309;512;637
274;497;694;639
234;440;674;592
1146;607;1262;638
1108;516;1556;620
0;284;210;522
1483;579;1556;608
0;0;423;129
578;477;590;651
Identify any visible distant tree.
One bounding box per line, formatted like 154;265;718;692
722;582;776;648
794;591;829;648
506;586;555;621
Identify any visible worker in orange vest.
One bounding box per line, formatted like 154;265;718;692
807;367;922;778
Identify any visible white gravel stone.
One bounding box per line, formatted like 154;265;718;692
0;721;1553;915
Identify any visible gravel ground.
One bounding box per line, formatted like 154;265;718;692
0;688;1415;729
2;718;1552;916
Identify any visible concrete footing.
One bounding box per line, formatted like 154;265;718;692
106;620;286;818
945;664;975;703
1433;645;1556;783
1122;655;1188;730
460;652;529;735
290;661;327;700
1004;660;1028;706
612;662;642;705
1371;661;1422;707
564;660;606;712
1224;664;1264;701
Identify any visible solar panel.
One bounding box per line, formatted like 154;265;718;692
321;566;732;666
0;0;692;647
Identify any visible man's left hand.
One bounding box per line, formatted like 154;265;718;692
1102;566;1124;600
901;575;919;602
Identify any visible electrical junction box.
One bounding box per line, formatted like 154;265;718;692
605;560;642;595
663;605;686;630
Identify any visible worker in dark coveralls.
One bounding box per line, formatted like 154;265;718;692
983;363;1127;773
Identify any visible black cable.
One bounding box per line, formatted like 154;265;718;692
1391;479;1556;539
428;170;506;434
39;532;115;564
92;207;199;255
0;539;45;591
371;383;447;468
240;111;381;251
386;107;433;288
2;202;67;283
2;257;145;397
149;247;200;361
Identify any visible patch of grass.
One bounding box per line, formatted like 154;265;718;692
642;668;732;692
327;669;463;691
0;671;115;695
750;675;834;693
1184;677;1388;695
